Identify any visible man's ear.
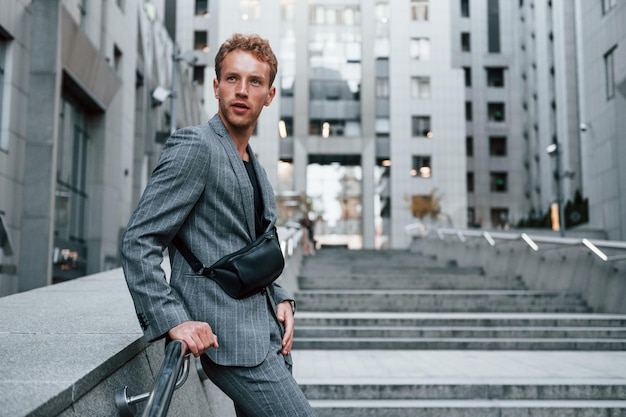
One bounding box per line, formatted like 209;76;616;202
265;86;276;106
213;78;219;99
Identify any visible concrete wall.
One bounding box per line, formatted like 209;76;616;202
410;230;626;314
0;227;302;417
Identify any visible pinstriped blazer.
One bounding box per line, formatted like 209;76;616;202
120;115;292;367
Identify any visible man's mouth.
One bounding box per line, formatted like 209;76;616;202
232;102;249;111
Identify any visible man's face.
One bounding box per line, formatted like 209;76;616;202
213;50;276;133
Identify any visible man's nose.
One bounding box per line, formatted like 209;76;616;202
236;81;248;96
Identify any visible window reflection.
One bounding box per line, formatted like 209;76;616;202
54;96;89;281
308;4;362;137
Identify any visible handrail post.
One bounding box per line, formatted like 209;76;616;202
115;340;190;417
141;340;188;417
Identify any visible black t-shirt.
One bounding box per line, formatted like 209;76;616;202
243;160;265;238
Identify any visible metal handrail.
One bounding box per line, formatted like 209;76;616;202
115;340;191;417
406;224;626;262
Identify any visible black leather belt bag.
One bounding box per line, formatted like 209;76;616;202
173;228;285;299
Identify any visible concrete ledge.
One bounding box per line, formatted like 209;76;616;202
0;228;303;417
410;233;626;314
0;269;238;417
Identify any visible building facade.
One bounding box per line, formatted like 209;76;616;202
180;0;468;249
575;0;626;240
1;0;624;295
0;0;204;296
176;0;625;244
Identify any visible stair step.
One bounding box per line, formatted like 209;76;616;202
294;312;626;328
300;383;626;400
295;326;626;338
350;265;485;275
292;248;626;415
298;275;526;290
296;290;590;313
310;399;626;417
293;337;626;350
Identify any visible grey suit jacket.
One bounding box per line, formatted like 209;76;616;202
120;115;292;367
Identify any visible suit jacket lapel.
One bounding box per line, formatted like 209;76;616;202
209;116;257;239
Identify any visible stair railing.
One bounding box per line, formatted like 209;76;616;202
406;225;626;263
115;340;191;417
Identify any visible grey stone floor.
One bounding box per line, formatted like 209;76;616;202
292;349;626;385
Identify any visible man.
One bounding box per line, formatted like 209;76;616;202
120;33;316;417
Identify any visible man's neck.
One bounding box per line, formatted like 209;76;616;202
230;132;250;160
218;115;252;159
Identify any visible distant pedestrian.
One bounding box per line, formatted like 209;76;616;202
300;216;316;256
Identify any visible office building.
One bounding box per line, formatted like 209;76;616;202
0;0;204;295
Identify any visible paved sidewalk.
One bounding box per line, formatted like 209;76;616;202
292;350;626;385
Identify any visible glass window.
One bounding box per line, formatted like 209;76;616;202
376;77;389;98
410;38;431;60
491;207;509;228
411;155;432;178
240;0;260;20
281;1;295;21
467;207;475;228
308;5;362;137
56;96;89;243
461;0;470;17
193;65;205;85
376;2;390;22
412;116;432;137
488;102;505;122
467;172;474;192
411;76;430;99
487;0;501;53
280;29;295;136
465;101;473;121
466;136;473;156
486;67;505;87
411;0;429;21
279;30;296;98
375;38;390;58
310;5;360;25
463;66;472;87
461;32;471;52
490;172;508;192
489;136;507;156
605;47;616;100
194;31;208;51
195;0;209;16
376;118;390;137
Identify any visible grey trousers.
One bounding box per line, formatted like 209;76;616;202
200;308;316;417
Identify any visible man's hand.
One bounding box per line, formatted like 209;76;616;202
276;300;295;356
168;321;219;357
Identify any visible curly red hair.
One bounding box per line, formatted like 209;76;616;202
215;33;278;86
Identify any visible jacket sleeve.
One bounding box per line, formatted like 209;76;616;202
120;126;211;342
271;282;296;310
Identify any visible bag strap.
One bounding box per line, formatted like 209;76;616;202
171;235;205;274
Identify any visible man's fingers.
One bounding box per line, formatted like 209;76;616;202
276;301;295;355
168;321;218;356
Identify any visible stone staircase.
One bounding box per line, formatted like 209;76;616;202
293;248;626;416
